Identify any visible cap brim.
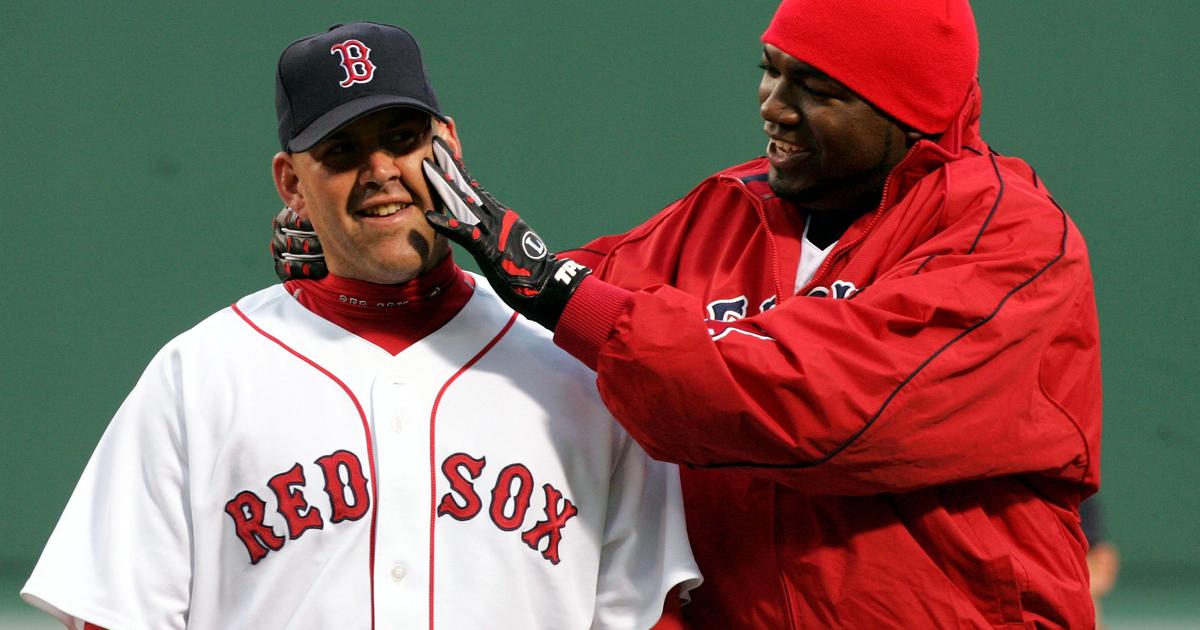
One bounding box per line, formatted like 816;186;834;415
287;94;448;152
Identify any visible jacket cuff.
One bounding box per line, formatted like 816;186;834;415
554;275;633;370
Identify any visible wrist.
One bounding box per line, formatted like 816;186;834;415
553;275;633;370
528;257;591;330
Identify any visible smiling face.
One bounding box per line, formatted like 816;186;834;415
273;107;460;284
758;44;912;213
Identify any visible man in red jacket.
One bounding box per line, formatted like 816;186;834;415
281;0;1102;626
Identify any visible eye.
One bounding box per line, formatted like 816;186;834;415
383;127;426;153
758;61;780;77
388;131;418;145
800;84;833;98
312;139;362;171
323;140;357;157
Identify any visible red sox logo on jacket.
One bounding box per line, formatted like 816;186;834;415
329;39;375;87
705;280;860;322
225;450;577;566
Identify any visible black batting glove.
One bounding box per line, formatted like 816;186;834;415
422;136;590;330
271;206;327;282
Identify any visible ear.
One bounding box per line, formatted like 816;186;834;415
272;152;306;213
434;116;463;159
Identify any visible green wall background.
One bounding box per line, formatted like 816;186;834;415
3;0;1197;606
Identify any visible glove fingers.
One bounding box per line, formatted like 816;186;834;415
429;138;488;219
431;136;473;187
272;227;323;257
423;158;484;226
272;206;314;232
431;137;504;211
274;255;327;282
425;209;489;249
271;206;327;281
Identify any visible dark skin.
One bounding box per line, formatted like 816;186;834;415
758;44;924;247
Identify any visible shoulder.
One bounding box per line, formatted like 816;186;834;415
917;152;1084;255
231;283;293;316
939;152;1062;221
470;276;597;380
148;285;294;367
464;276;633;442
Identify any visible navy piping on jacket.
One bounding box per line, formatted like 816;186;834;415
915;147;1000;275
559;247;609;258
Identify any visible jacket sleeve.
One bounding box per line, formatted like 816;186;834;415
554;176;1101;496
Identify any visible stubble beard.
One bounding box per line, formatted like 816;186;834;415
769;132;896;212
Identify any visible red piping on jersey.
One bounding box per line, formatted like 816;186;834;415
231;303;381;630
427;312;519;630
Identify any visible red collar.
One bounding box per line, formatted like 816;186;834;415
284;255;475;354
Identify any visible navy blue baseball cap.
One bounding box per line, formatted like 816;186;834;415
275;22;448;152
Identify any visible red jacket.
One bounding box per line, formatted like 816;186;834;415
554;83;1102;629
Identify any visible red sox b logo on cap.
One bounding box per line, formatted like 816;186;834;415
330;39;376;87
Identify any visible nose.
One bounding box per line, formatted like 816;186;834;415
759;80;800;128
359;148;402;188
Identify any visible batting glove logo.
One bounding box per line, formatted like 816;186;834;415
521;232;548;260
553;260;585;286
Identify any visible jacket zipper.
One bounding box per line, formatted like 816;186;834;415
800;144;926;295
720;140;932;305
724;177;790;306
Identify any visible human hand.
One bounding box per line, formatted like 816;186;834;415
422;137;589;330
270;206;327;282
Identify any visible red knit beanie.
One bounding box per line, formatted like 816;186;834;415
762;0;978;134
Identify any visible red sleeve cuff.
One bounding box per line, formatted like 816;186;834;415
553;275;633;370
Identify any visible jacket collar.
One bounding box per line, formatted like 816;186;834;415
885;80;987;205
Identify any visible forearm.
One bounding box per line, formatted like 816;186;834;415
557;262;1097;494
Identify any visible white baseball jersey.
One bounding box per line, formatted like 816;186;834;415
23;276;701;630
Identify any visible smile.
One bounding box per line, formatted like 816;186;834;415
767;139;812;170
769;139;809;157
358;202;409;217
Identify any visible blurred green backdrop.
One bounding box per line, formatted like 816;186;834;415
2;0;1197;624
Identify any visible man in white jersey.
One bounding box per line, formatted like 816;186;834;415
22;22;700;630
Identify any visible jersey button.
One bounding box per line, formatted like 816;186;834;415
391;416;404;433
391;564;407;582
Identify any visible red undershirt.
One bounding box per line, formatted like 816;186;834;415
282;255;475;355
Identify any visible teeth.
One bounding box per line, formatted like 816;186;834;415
360;202;405;217
773;140;801;155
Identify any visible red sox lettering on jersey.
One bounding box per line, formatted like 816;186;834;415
436;452;578;565
225;449;370;564
224;449;580;566
329;39;375;87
